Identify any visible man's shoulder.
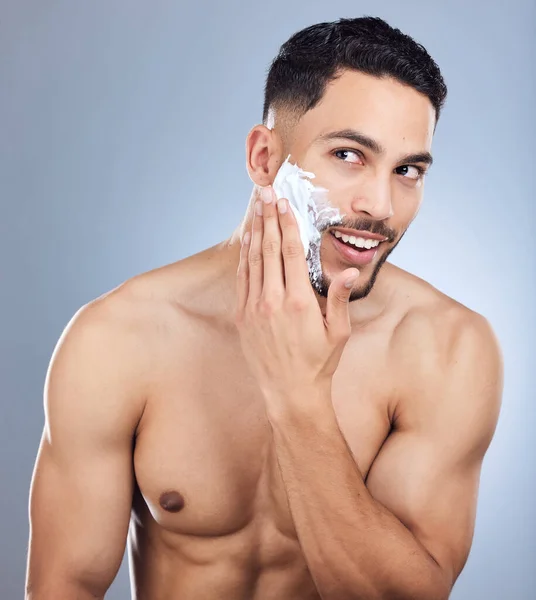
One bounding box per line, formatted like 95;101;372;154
77;264;192;347
389;263;492;337
46;254;217;436
387;264;500;375
46;277;171;435
388;266;503;432
73;247;226;355
386;273;503;445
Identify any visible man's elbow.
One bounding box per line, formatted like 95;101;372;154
314;564;451;600
334;556;452;600
380;563;452;600
26;588;104;600
25;576;106;600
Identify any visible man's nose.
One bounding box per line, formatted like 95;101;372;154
349;175;394;220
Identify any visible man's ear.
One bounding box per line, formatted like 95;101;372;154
246;124;285;187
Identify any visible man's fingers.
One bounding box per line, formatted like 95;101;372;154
248;199;264;302
261;186;284;298
277;198;311;295
236;231;251;320
326;269;359;338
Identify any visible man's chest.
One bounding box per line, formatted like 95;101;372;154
132;334;397;542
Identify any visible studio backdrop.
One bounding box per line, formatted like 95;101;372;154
1;1;534;599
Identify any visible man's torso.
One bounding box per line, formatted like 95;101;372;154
105;246;465;599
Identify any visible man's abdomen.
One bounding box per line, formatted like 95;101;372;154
127;507;321;600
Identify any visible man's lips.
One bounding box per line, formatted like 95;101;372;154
329;231;384;267
329;227;389;242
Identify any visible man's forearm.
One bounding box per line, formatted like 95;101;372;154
266;385;451;600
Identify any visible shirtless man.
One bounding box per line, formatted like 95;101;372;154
25;16;503;600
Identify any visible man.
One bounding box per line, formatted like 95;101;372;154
26;16;503;600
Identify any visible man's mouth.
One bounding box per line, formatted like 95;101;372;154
331;229;386;249
328;228;389;266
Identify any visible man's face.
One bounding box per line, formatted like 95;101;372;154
283;70;436;301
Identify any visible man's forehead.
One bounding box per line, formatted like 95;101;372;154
294;70;435;151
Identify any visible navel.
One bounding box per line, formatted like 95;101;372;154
159;490;185;513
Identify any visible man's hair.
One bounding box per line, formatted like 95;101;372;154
263;16;447;125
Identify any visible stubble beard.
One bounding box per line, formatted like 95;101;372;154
311;232;404;302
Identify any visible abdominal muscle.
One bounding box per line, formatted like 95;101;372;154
128;484;321;600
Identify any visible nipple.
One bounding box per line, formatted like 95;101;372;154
159;490;185;513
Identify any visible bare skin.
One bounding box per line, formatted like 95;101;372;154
26;71;503;599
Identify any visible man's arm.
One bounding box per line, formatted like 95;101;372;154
267;312;503;600
26;298;148;600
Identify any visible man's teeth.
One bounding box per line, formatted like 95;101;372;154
332;230;381;249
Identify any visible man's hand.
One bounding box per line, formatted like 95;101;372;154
235;186;359;405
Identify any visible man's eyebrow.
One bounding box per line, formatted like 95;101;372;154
316;129;434;166
317;129;385;154
398;152;434;167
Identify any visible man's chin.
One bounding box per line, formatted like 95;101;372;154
311;269;374;301
312;249;391;301
348;280;375;302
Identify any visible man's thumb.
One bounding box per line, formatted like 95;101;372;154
326;268;360;330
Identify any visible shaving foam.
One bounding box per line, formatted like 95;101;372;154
269;155;344;292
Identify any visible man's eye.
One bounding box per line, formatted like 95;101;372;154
395;165;425;180
333;149;363;164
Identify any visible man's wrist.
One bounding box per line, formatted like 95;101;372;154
263;378;333;423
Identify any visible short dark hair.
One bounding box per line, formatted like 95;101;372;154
263;16;447;125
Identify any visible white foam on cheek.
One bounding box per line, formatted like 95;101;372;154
270;154;344;292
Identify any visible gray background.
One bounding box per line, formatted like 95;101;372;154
1;1;534;598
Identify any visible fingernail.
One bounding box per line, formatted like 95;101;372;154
255;201;263;216
345;271;359;289
277;199;287;214
262;186;273;204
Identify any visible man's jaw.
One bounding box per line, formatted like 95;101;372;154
312;228;398;302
